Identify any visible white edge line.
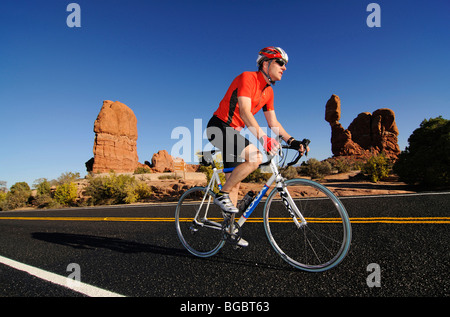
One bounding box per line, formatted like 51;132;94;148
0;255;125;297
337;191;450;200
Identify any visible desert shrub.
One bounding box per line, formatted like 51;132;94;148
327;156;362;173
31;193;54;208
0;182;32;210
124;181;153;203
280;166;298;179
242;169;271;183
198;156;227;186
33;178;52;196
85;173;152;205
85;173;132;205
134;166;151;174
31;178;54;208
393;116;450;187
54;182;78;206
57;172;80;185
30;174;81;209
158;174;181;180
299;158;333;179
0;192;7;210
198;165;213;181
362;153;392;183
10;182;31;194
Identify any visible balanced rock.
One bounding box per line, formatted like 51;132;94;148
325;94;400;159
90;100;139;173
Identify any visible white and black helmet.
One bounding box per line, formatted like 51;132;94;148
256;46;288;84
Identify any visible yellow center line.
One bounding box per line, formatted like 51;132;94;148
0;217;171;222
0;216;449;224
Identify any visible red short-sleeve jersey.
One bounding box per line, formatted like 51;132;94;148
213;71;274;130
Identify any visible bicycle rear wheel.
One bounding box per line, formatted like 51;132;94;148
175;187;225;257
264;178;351;272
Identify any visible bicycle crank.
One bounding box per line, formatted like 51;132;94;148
221;214;242;245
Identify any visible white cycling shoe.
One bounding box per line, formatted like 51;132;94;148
236;237;249;248
214;193;239;213
214;193;248;247
227;227;249;248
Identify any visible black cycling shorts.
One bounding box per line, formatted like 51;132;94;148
206;116;251;170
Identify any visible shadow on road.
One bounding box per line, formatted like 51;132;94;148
31;232;292;272
31;232;188;256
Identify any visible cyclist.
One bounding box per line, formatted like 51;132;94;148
206;47;308;216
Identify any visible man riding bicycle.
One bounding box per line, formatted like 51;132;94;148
206;47;308;217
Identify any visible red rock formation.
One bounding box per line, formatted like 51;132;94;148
325;94;400;159
370;109;401;157
91;100;139;173
148;150;199;173
151;150;174;173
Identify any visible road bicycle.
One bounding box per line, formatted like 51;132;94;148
175;138;352;272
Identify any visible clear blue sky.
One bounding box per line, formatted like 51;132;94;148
1;0;449;189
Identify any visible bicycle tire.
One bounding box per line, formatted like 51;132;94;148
264;178;351;272
175;187;225;257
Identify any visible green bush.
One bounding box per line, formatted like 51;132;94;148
10;182;31;194
280;166;298;179
197;156;227;189
134;166;151;174
54;182;78;206
33;178;52;196
124;181;153;203
85;173;152;205
31;193;54;209
299;158;333;179
393;116;450;187
327;156;362;173
0;182;32;211
362;153;392;183
57;172;80;185
242;169;271;183
0;192;7;210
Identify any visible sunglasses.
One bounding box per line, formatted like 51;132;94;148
274;59;287;67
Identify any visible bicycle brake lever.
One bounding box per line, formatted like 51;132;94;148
286;139;310;167
302;138;310;157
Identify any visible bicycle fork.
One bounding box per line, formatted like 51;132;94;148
276;184;307;229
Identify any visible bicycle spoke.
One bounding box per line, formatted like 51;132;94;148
175;187;225;257
264;179;351;272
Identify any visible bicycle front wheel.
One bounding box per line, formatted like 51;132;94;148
175;187;225;257
264;178;351;272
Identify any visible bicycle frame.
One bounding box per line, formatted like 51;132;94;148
203;155;307;231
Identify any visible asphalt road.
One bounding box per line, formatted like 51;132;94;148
0;192;449;302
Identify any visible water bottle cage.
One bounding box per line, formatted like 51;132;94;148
238;191;255;212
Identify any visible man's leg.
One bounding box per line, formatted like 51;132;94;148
222;144;263;206
224;174;240;207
